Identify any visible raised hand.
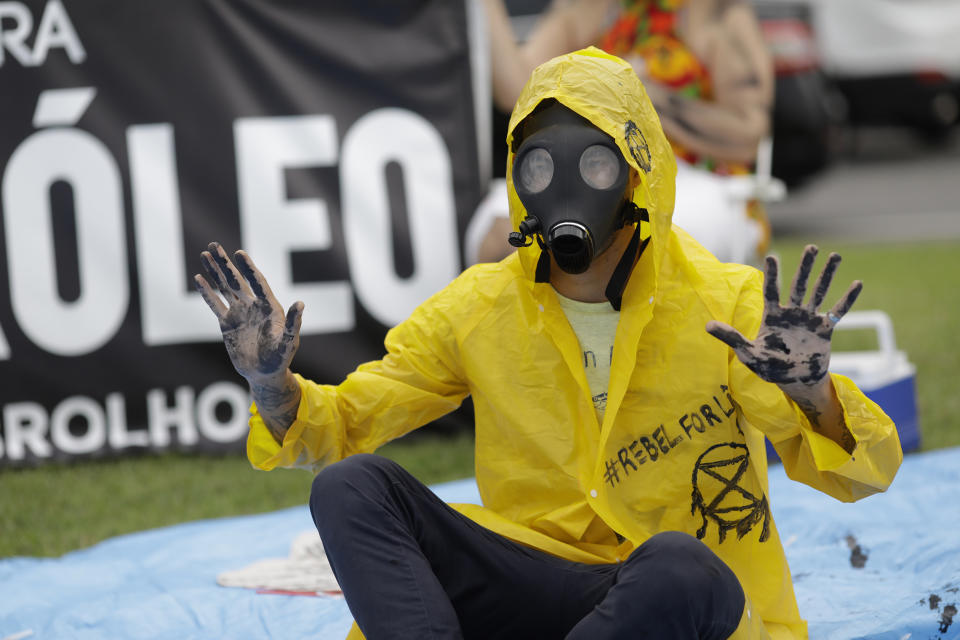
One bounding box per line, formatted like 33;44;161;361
195;242;304;443
195;242;304;387
706;245;862;389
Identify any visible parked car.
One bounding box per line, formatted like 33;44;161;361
807;0;960;138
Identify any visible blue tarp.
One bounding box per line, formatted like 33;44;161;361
2;447;958;639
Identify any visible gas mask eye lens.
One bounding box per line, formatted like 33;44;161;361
518;147;554;194
579;144;620;190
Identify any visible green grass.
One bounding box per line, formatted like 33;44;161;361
1;238;956;558
0;431;475;558
769;238;959;451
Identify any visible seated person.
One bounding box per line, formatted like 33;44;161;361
196;48;901;640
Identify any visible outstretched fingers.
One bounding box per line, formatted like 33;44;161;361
279;301;304;354
827;280;863;324
706;320;754;360
199;251;230;297
208;242;253;300
789;245;818;307
808;252;841;312
194;273;227;319
234;250;276;302
762;255;782;315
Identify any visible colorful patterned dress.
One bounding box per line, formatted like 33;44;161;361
600;0;771;257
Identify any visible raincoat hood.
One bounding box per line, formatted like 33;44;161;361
506;47;677;285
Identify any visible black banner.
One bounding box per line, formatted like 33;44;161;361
0;0;489;465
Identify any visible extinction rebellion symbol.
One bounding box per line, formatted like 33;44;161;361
624;121;652;173
691;442;770;543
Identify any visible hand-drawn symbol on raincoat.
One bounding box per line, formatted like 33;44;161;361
691;442;771;543
624;121;652;172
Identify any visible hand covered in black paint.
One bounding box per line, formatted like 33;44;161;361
706;245;862;390
195;242;304;387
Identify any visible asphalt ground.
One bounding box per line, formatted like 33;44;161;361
767;126;960;242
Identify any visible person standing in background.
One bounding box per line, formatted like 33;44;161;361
470;0;775;265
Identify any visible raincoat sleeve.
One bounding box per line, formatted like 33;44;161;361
246;280;472;472
726;273;903;502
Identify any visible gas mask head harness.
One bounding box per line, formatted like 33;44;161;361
509;100;649;309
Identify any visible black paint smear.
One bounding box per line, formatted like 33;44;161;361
834;281;863;317
845;535;868;569
930;594;942;610
763;259;780;303
709;325;750;351
235;254;265;298
810;255;840;309
211;247;244;292
798;353;827;384
940;604;957;633
201;255;222;286
765;307;827;334
849;545;867;568
255;300;286;375
791;250;816;305
748;356;793;382
762;333;790;354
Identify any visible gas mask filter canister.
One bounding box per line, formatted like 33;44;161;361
510;102;631;275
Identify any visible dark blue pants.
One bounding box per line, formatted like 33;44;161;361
310;454;745;640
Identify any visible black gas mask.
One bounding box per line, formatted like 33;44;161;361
509;103;638;275
508;101;650;310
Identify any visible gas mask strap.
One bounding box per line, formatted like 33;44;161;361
622;202;649;226
605;224;650;311
535;241;552;283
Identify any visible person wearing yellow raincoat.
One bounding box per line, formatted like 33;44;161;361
196;48;902;640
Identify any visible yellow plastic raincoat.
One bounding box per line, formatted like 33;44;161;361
247;48;902;640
